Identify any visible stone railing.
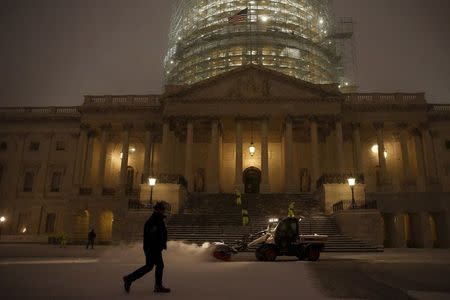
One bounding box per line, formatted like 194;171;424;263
84;95;161;107
345;93;425;105
428;104;450;112
332;199;377;213
316;173;365;188
79;187;93;196
158;174;188;188
0;106;80;115
102;188;116;196
128;200;172;212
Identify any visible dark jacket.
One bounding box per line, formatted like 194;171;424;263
143;212;167;253
88;230;96;241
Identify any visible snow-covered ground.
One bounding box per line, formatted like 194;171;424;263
1;243;450;299
0;241;329;299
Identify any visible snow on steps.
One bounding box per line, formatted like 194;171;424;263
126;193;383;252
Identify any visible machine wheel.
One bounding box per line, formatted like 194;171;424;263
256;244;278;261
306;246;321;261
295;245;307;261
213;250;231;261
255;244;267;261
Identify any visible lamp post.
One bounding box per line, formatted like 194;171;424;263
148;177;157;205
0;216;6;240
249;121;256;156
347;177;356;209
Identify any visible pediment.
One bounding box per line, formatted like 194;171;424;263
163;65;341;101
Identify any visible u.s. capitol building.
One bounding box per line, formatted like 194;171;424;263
0;0;449;248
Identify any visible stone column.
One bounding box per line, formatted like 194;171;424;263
96;124;110;194
431;131;447;191
12;134;26;198
83;130;96;185
335;119;345;173
207;120;220;193
142;123;155;183
392;213;407;248
160;121;171;174
309;116;320;189
284;117;295;193
374;122;387;171
119;123;132;190
397;123;413;186
420;124;439;184
260;118;270;193
351;123;363;173
185;120;194;192
234;119;244;191
412;129;426;192
74;124;89;187
36;133;54;195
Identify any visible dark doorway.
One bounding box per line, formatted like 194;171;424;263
126;166;134;192
243;167;261;194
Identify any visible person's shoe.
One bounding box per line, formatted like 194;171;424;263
154;285;171;293
123;276;131;293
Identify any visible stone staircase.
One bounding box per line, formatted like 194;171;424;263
126;193;383;252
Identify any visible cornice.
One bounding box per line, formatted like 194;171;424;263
164;96;344;104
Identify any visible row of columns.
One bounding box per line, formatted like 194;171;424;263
75;118;441;195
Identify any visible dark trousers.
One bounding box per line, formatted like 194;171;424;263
126;251;164;287
86;239;94;249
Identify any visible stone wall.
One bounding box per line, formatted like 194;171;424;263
320;183;366;214
333;209;383;246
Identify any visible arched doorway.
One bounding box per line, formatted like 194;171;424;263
243;167;261;194
98;211;114;242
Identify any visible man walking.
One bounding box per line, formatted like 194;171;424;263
123;202;171;294
86;229;96;250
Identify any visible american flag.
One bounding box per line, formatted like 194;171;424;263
228;8;248;24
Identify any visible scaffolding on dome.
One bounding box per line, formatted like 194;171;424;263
164;0;355;87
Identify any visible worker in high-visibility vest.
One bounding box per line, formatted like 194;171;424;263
59;233;67;248
288;202;295;218
242;208;249;226
235;189;242;206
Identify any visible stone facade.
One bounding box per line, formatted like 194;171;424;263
0;65;449;246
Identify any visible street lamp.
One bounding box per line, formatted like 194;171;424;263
248;121;256;156
347;177;356;209
0;216;6;240
148;177;157;205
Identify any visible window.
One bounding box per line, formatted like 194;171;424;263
50;172;62;192
23;172;34;192
29;142;40;151
45;213;56;233
0;142;7;151
446;140;450;150
56;141;65;151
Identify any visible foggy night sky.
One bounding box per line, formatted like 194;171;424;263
1;0;449;107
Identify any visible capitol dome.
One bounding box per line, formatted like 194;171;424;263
164;0;347;86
